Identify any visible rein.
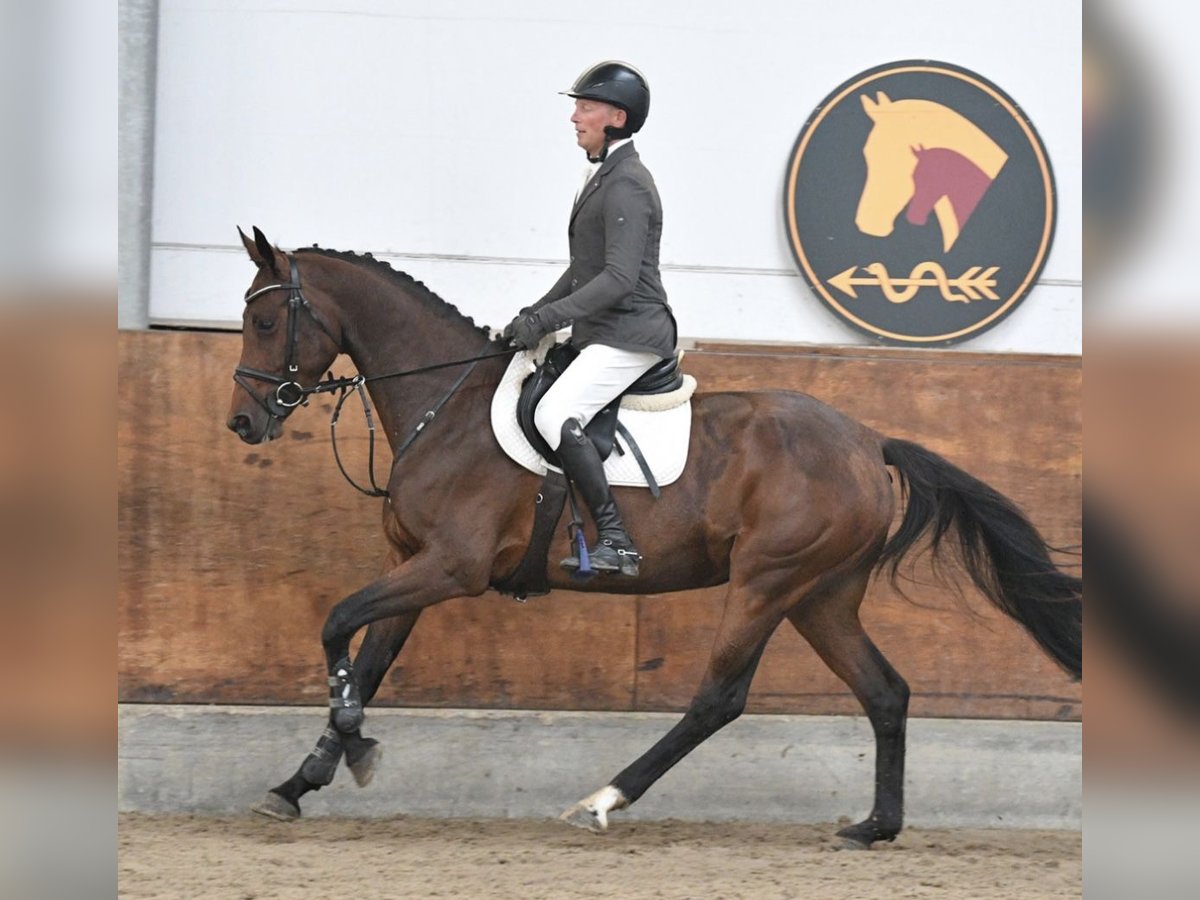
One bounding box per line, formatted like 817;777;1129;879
234;253;517;497
326;356;488;498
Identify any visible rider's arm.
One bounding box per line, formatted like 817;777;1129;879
527;267;574;313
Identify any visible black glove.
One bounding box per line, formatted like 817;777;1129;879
507;310;549;350
500;307;534;342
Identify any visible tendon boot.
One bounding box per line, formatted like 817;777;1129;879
557;419;641;577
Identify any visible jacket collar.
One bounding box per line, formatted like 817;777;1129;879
594;139;635;172
571;141;637;222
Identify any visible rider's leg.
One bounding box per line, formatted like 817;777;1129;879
533;344;659;575
556;417;639;575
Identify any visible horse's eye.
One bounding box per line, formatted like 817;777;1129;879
255;317;275;332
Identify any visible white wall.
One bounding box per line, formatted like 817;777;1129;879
149;0;1081;354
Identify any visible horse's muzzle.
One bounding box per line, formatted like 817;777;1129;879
227;411;281;444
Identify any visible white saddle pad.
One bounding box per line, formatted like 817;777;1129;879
490;339;694;489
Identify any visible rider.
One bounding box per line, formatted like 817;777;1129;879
504;61;677;577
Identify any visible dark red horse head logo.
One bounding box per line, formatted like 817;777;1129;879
857;92;1008;252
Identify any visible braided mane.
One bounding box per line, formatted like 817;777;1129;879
297;246;493;341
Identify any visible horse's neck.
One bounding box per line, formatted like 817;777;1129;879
937;153;990;225
911;102;1007;177
328;267;494;447
910;150;990;222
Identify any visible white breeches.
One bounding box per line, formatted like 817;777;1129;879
534;343;661;451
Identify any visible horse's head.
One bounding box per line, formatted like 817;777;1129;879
227;227;343;444
855;91;918;239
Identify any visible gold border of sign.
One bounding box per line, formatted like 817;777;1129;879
785;64;1055;343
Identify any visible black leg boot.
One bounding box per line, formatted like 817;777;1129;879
556;419;641;577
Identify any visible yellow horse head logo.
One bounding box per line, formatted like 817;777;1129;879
856;92;1008;251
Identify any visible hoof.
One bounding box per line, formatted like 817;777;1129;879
835;819;898;849
557;785;627;833
251;791;300;822
559;802;608;833
346;739;382;788
835;835;872;851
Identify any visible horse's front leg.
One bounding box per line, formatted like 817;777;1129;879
253;610;422;821
321;552;480;735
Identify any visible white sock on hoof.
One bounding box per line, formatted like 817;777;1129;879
560;785;628;831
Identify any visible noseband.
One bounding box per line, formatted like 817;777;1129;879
233;255;342;420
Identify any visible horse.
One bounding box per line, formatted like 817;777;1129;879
226;226;1081;848
857;91;1008;251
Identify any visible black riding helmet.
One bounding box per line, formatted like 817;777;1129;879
562;60;650;137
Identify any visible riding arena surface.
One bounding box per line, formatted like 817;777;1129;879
118;813;1081;899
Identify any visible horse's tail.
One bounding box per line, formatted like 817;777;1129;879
877;437;1081;679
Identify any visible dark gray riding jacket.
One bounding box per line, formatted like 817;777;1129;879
531;142;677;359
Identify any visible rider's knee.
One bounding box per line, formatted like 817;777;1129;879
534;400;575;449
559;418;588;448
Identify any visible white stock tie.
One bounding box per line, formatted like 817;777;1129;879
575;160;601;203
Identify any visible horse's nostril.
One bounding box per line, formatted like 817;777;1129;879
228;414;251;437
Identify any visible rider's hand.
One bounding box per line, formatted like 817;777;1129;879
501;307;534;343
507;311;549;350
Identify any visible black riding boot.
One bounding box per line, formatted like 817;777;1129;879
557;419;641;576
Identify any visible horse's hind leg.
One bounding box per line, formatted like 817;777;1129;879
560;586;784;832
252;610;421;821
787;571;910;848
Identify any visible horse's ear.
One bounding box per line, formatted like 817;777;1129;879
238;226;262;264
861;94;878;120
875;91;892;107
243;225;286;277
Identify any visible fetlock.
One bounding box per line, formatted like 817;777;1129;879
329;657;364;733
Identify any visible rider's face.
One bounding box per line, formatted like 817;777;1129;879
570;99;627;157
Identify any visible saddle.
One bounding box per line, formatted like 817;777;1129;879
515;340;684;468
491;340;693;600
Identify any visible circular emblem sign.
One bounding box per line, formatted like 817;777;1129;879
784;60;1056;345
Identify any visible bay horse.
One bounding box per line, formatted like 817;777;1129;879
226;226;1081;847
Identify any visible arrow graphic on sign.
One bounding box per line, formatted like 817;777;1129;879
828;262;1000;303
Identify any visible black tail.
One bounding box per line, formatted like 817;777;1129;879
878;438;1081;679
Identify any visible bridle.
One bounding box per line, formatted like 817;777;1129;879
233;256;343;418
233;252;517;497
